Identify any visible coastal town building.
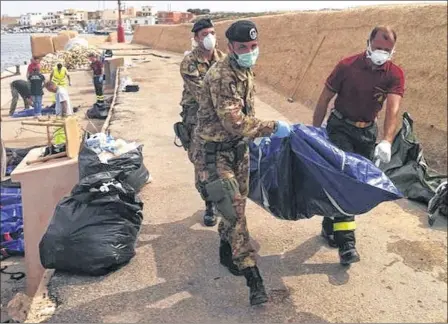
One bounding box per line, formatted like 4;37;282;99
7;6;194;30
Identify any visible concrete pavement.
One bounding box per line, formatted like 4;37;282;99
44;51;447;323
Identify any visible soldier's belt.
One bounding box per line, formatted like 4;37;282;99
331;109;374;128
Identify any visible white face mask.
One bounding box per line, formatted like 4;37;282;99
202;34;216;51
366;41;394;66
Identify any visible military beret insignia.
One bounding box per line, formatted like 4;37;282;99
249;28;257;40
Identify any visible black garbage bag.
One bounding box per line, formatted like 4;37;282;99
78;135;150;192
5;145;42;176
428;181;448;226
380;113;447;204
86;102;110;120
39;172;143;276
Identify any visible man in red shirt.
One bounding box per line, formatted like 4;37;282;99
88;53;105;105
26;57;41;79
312;26;405;265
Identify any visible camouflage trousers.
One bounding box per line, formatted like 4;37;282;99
9;84;30;115
193;140;256;270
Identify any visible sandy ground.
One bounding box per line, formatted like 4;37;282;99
38;48;448;323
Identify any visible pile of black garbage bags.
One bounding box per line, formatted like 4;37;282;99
39;133;150;276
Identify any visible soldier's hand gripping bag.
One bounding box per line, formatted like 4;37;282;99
78;133;150;192
39;172;143;276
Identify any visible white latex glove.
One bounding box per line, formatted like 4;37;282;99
253;137;271;147
374;140;392;165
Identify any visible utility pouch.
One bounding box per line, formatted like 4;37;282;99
205;178;239;222
205;178;227;202
173;121;190;151
235;141;248;161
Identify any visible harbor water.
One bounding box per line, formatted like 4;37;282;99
1;34;35;72
1;33;133;72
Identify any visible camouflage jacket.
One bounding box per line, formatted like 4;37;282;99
179;47;226;124
195;55;276;143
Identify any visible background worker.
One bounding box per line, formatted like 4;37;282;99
9;79;32;116
28;67;46;117
312;26;405;265
26;57;40;79
45;81;73;117
179;18;226;227
49;63;71;103
193;20;292;306
88;53;105;105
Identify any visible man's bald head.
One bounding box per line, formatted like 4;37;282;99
369;26;397;44
368;25;397;57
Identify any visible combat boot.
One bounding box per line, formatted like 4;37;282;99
321;228;337;248
203;201;217;227
321;217;337;248
219;240;243;276
243;266;269;306
339;242;360;266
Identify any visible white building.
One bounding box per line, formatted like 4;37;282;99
140;5;157;16
132;16;156;26
19;12;43;26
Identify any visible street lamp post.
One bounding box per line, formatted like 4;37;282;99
117;0;125;42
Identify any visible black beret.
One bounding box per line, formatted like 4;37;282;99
225;20;258;42
191;18;214;33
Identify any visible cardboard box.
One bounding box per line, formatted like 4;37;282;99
52;34;70;52
30;35;54;58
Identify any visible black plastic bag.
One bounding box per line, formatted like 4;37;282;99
125;85;139;92
5;145;42;176
86;102;110;120
78;135;150;192
39;172;143;276
380;113;447;204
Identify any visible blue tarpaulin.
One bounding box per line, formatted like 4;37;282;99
249;124;403;221
0;185;25;258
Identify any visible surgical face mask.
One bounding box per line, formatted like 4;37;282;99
234;47;259;68
202;34;216;51
366;42;393;66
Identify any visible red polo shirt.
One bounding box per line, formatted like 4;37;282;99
325;52;405;122
27;62;40;75
90;60;103;76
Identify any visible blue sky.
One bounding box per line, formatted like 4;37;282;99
1;1;445;16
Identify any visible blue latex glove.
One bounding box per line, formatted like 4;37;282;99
272;121;292;138
98;76;103;83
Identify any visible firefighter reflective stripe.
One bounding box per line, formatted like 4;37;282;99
96;95;104;101
52;66;68;86
333;221;356;231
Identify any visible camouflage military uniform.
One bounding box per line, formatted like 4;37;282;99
179;46;226;163
193;55;276;270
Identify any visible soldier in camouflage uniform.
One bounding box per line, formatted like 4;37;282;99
178;18;226;227
192;20;292;306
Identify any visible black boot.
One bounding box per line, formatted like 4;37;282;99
219;241;243;276
243;266;268;306
321;217;337;248
203;201;217;227
339;242;360;266
321;228;337;248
